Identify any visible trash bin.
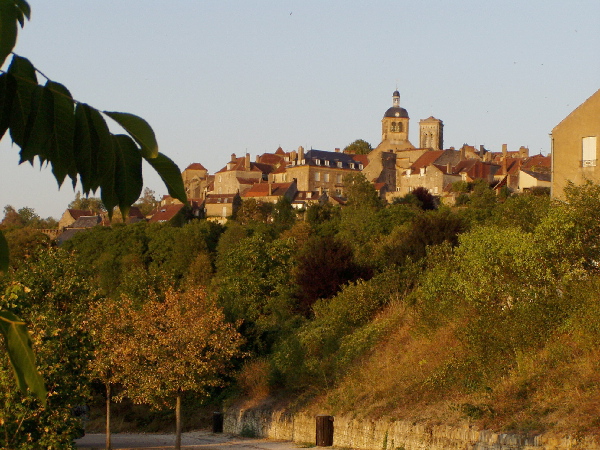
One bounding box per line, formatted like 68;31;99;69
316;415;334;446
212;412;224;433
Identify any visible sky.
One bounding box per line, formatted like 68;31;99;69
0;1;599;219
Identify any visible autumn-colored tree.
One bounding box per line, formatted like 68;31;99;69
117;289;243;450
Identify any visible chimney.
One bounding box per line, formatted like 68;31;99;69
298;146;304;163
479;145;485;157
502;144;507;158
231;153;236;162
245;153;250;170
268;181;272;196
335;148;340;153
460;146;465;160
446;162;452;174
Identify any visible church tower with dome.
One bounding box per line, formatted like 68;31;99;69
381;90;412;146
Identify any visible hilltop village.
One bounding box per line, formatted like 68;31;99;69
163;90;552;223
55;89;560;235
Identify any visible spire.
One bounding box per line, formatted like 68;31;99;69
392;90;400;108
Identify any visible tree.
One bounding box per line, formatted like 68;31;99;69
343;139;372;155
134;187;159;216
115;289;243;450
68;191;106;214
0;247;98;448
0;0;186;405
294;235;372;313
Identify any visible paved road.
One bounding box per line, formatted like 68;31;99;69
76;430;310;449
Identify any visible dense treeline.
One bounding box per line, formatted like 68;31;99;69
3;177;600;446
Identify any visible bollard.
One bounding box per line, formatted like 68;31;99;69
212;412;224;433
315;415;334;447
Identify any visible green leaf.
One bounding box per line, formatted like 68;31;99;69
20;84;52;165
47;81;76;187
0;230;8;272
0;72;17;141
8;55;37;147
104;111;158;159
14;0;30;24
0;310;47;406
74;103;93;192
0;0;18;67
87;107;117;213
112;134;143;217
144;152;187;204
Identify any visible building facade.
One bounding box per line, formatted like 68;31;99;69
551;88;600;199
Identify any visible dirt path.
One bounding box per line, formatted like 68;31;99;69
75;430;310;449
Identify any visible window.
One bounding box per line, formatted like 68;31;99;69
397;122;403;132
315;159;321;165
314;172;320;182
391;122;397;132
582;136;598;167
336;174;342;184
358;164;363;170
349;163;355;169
324;173;330;182
420;167;425;176
337;161;343;168
325;160;330;166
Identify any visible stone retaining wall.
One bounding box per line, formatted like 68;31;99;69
224;407;599;449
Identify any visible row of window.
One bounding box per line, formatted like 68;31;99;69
314;172;343;183
314;159;363;170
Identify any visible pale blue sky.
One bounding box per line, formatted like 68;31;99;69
1;1;599;218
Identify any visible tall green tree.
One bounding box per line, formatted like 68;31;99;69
343;139;372;155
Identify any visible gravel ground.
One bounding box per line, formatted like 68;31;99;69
75;430;312;449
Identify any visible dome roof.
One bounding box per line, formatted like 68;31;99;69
384;107;409;119
393;90;400;97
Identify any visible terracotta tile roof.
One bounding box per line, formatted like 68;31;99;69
185;163;207;171
128;206;145;219
275;147;285;155
243;182;293;197
352;154;370;167
521;169;551;182
293;191;320;201
411;150;445;170
67;209;93;219
271;164;288;174
70;215;102;228
454;160;500;179
148;204;184;223
236;177;261;185
205;194;237;204
257;153;285;166
522;154;551;171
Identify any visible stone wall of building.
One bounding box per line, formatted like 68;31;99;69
224;407;600;450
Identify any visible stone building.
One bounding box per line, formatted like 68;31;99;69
551;88;600;199
270;147;364;197
419;116;444;150
182;163;211;200
213;153;274;195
